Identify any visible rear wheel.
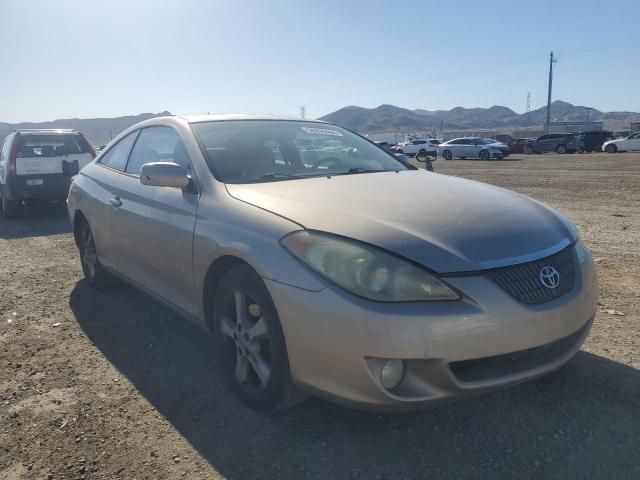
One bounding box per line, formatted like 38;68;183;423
442;150;453;160
524;145;534;155
77;218;119;289
479;149;490;161
605;144;617;153
213;265;307;413
556;144;567;154
1;195;19;219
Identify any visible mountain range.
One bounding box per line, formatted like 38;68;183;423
319;101;640;133
0;112;171;146
2;101;638;145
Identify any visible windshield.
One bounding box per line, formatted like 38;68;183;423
191;120;406;183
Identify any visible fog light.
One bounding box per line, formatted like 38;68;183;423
380;359;405;390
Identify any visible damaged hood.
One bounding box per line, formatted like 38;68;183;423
226;170;576;273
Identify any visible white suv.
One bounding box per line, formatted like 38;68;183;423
0;129;95;218
395;138;440;157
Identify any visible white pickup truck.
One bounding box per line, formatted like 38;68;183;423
395;138;440;157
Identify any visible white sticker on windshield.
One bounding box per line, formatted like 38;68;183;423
300;127;343;137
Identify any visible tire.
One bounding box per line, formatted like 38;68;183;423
442;150;453;160
479;149;490;161
77;218;119;289
605;144;617;153
1;195;19;219
556;144;567;154
213;265;307;413
524;145;534;155
416;149;428;161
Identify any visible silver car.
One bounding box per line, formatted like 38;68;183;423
67;115;598;412
438;137;509;160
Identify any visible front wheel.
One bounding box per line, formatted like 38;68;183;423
605;144;617;153
524;145;534;154
556;144;567;154
442;150;453;160
479;149;490;161
213;265;307;413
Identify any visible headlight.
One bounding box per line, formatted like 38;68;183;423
281;231;459;302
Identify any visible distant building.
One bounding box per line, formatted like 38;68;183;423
631;122;640;133
547;121;603;133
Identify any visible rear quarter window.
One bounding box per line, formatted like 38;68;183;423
99;131;140;171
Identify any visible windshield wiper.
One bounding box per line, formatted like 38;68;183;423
339;168;394;175
258;172;303;180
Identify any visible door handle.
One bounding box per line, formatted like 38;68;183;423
109;196;122;208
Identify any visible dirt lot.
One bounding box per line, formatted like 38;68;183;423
1;152;639;480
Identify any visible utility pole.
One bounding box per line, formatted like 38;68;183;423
440;120;443;139
545;51;557;134
300;106;306;119
526;93;531;126
585;107;591;124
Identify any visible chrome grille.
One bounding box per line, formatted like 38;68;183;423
486;246;576;304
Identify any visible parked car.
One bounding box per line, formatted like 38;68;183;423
395;138;440;157
0;129;95;218
508;138;535;154
575;131;613;153
524;134;580;154
68;115;597;413
602;131;640;153
438;137;509;160
374;141;418;170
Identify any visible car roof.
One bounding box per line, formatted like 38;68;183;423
175;114;329;124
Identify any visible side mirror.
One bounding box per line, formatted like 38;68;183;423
140;162;190;189
416;151;429;162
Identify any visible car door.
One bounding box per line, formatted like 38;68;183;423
626;132;640;150
457;139;475;157
89;131;140;268
113;126;199;316
534;135;549;152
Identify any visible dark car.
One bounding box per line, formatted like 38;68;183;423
509;138;534;154
576;131;613;153
524;134;580;154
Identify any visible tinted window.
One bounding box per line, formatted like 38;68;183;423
538;135;549;141
629;132;640;139
16;134;91;157
458;139;473;145
430;140;440;144
190;121;406;183
99;131;139;171
414;140;426;145
126;127;189;175
447;139;461;145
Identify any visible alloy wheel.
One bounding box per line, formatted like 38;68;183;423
220;289;273;392
81;226;98;279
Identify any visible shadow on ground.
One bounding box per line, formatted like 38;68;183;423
0;203;70;239
70;281;640;480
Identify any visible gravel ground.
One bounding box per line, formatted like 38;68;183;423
1;152;639;480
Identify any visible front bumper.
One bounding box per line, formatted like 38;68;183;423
266;246;597;411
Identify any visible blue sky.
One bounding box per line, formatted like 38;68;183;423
1;0;638;122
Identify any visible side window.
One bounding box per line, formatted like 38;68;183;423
99;131;139;171
415;140;426;145
538;135;548;141
459;139;472;145
126;127;190;175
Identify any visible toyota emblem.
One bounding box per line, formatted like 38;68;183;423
539;266;560;289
